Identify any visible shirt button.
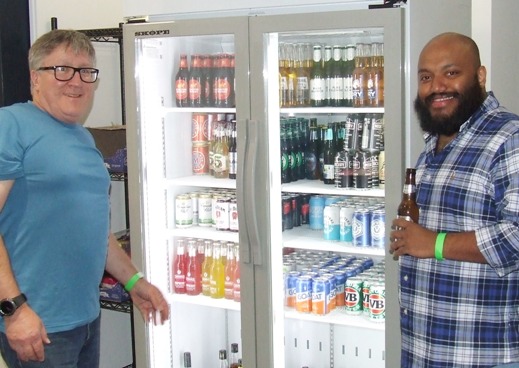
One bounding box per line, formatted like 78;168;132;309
403;275;409;282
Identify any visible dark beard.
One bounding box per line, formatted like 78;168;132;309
414;78;486;136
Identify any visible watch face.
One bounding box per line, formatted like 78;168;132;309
0;300;16;316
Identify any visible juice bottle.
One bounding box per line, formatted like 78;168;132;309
224;242;236;300
173;239;187;294
233;245;241;302
201;240;213;296
186;240;201;295
210;242;225;298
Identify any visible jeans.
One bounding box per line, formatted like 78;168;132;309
0;314;100;368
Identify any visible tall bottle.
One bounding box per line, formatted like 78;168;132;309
352;43;367;107
173;239;187;294
228;121;237;180
305;125;321;180
213;122;230;179
224;243;236;300
309;45;326;107
328;45;344;107
397;168;419;223
183;352;192;368
279;44;289;107
233;246;241;302
188;54;203;107
286;44;297;107
322;125;336;185
219;349;229;368
201;55;214;107
201;240;213;296
372;42;384;107
185;240;201;295
229;343;240;368
175;54;189;107
342;45;355;107
295;43;311;107
280;118;291;184
210;242;225;299
322;45;332;105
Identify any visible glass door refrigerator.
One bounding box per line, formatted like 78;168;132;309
123;8;404;368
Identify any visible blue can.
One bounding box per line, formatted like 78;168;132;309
371;208;386;248
311;277;330;315
285;271;300;308
322;273;337;311
352;208;371;247
309;195;326;230
323;204;340;241
333;270;347;309
296;275;313;313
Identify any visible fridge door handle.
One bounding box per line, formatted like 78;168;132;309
238;119;262;266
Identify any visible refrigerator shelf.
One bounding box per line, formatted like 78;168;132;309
168;176;236;190
171;226;239;243
282;227;385;257
164;107;236;114
282;180;384;197
280;107;384;115
284;308;385;331
169;293;240;311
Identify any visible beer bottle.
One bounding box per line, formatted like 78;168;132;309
295;44;311;107
175;54;189;107
305;125;321;180
286;118;297;182
328;45;344;107
279;43;289;107
286;44;297;107
213;122;229;179
309;45;326;107
352;43;366;107
228;121;237;180
323;45;332;105
322;125;336;185
280;118;290;183
218;349;229;368
342;45;355;107
202;55;214;107
188;54;203;107
398;168;419;223
373;42;384;107
183;352;192;368
229;343;240;368
334;139;353;188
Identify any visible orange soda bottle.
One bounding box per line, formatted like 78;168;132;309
210;242;225;298
201;240;213;296
224;242;236;299
186;240;201;295
233;244;240;302
173;239;187;294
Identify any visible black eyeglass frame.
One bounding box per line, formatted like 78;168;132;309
37;65;99;83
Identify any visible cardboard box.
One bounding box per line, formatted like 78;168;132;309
87;125;127;172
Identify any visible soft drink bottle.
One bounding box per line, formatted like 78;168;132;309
233;245;241;302
224;242;236;300
229;343;240;368
173;239;187;294
186;240;201;295
196;239;205;268
210;242;225;298
201;240;213;296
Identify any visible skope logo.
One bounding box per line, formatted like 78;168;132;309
135;30;170;37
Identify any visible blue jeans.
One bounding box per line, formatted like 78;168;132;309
0;314;100;368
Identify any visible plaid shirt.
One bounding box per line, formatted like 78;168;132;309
400;92;519;367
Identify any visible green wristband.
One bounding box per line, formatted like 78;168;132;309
435;233;447;261
124;272;144;292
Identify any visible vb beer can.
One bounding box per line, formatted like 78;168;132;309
369;281;386;322
344;277;363;315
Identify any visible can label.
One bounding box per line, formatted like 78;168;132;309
353;209;371;247
189;192;199;226
295;275;313;313
333;270;346;307
285;271;300;308
215;197;230;231
371;209;386;248
309;195;325;230
312;277;330;315
198;194;213;226
323;205;340;241
192;113;208;142
369;282;386;322
340;206;355;242
344;277;363;315
175;194;193;228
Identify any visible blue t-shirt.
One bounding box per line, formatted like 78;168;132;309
0;102;110;333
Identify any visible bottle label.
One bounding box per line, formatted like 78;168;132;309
213;153;228;172
402;184;415;195
397;215;414;223
175;79;188;100
215;79;231;101
310;78;325;101
188;79;202;100
229;152;237;175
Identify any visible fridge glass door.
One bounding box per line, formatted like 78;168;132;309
249;8;404;368
125;18;250;368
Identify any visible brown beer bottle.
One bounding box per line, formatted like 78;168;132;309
175;54;189;107
397;168;419;223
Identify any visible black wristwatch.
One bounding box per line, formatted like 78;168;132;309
0;293;27;317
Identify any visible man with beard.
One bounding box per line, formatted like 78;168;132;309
390;32;519;368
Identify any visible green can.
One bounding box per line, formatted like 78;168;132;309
369;281;385;322
344;277;363;315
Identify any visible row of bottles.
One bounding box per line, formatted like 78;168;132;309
279;42;384;108
182;343;242;368
280;115;384;188
173;239;240;301
175;53;236;108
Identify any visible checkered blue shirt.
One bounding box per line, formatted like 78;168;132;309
400;92;519;367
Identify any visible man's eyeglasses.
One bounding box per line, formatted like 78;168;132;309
37;65;99;83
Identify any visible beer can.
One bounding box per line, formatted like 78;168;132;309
198;193;213;227
362;277;373;316
323;204;340;241
189;192;199;226
285;271;300;308
344;277;363;315
322;273;336;311
229;197;239;232
282;195;293;231
311;277;330;315
371;208;386;248
192;113;209;142
215;196;230;231
295;275;313;313
369;281;386;322
211;194;219;227
339;206;355;243
300;195;310;225
309;195;325;230
333;270;347;308
192;143;210;175
175;194;193;228
353;208;371;247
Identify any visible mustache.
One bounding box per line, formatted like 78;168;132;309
424;92;460;105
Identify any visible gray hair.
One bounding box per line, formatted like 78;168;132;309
28;29;96;70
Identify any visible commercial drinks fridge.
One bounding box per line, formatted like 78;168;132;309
122;2;470;367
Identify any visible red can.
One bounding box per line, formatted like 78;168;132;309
192;113;209;142
192;143;209;175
